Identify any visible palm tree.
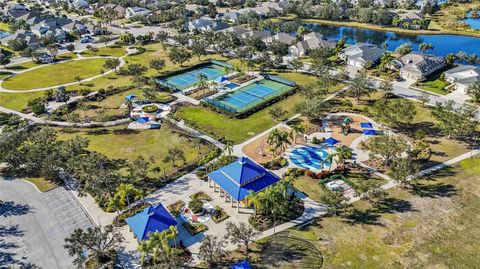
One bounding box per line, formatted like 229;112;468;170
224;141;233;156
419;43;434;53
246;191;262;216
196;73;208;96
291;124;306;144
322;152;337;172
138;240;151;265
115;183;140;213
166;226;178;248
147;232;162;264
223;66;231;77
335;146;353;167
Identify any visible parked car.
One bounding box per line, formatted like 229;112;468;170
394;76;404;82
80;35;94;43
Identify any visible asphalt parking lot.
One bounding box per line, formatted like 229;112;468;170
0;178;93;268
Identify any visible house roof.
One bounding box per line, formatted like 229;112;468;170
342;44;386;63
219;26;249;36
126;204;178;241
399;52;445;76
444;65;480;85
263;33;296;45
208;157;281;201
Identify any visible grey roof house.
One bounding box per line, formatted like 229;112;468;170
288;32;336;56
188;18;229;32
263;33;296;45
340;43;386;67
398;52;446;81
444;65;480;92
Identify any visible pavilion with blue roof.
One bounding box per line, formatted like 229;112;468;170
125;203;178;241
207;157;281;212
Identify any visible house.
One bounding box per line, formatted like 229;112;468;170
3;31;40;48
38;52;53;64
240;30;271;40
263;33;296;45
398;52;446;81
125;6;151;19
125;204;178;241
207;157;281;212
71;0;89;9
219;10;243;23
444;65;480;92
101;4;126;19
397;10;426;29
288;32;336;56
219;26;250;37
188;18;229;32
340;43;386;67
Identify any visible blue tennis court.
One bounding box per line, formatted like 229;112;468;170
205;79;294;113
160;64;226;90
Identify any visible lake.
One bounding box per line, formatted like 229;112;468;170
460;11;480;30
303;23;480;57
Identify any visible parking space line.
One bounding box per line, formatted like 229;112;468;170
47;196;72;205
60;211;87;223
53;201;77;212
44;194;69;201
64;218;91;231
57;208;83;218
44;191;67;199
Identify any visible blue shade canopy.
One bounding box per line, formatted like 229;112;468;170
125;94;137;101
214;76;230;83
208;157;281;201
231;260;251;269
324;137;340;146
126;204;178;241
136;117;150;123
360;122;373;129
363;129;379;136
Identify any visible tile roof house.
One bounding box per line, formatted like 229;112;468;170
3;30;40;48
207;157;281;207
398;52;446;81
240;30;272;40
444;65;480;92
263;33;296;45
219;26;250;37
340;43;386;67
189;17;229;32
125;6;151;19
288;32;336;56
126;204;178;241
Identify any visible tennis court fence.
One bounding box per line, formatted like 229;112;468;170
155;79;181;91
262;74;297;87
210;60;233;69
204;83;293;114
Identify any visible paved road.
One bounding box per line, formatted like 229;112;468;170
0;179;93;268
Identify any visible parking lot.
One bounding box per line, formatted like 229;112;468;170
0;179;93;268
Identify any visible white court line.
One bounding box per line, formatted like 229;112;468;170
60;211;86;223
52;201;76;211
64;218;90;231
55;206;81;217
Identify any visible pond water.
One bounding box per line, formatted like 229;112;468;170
460;11;480;30
304;23;480;57
0;31;10;39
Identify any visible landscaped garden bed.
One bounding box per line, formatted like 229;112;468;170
182;222;208;235
113;202;151;227
167;200;186;217
212;206;229;223
190;191;213;201
249;197;304;231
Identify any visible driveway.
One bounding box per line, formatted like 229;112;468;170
0;178;93;268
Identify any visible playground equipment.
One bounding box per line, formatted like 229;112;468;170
341;117;352;136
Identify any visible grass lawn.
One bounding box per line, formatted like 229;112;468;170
0;45;14;57
0;22;10;32
415;71;451;95
55;125;213;175
3;58;108;90
174;93;305;143
24;177;58;192
0;71;12;80
0;91;46;111
80;46;126;57
283;157;480;268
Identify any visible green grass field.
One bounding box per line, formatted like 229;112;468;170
24;177;58;192
0;91;46;111
80;46;126;57
2;58;108;90
0;23;10;32
174;93;305;143
285;157;480;268
416;71;451;95
55;125;213;175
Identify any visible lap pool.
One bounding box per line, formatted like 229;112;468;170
289;146;330;170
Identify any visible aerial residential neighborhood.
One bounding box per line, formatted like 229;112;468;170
0;0;479;268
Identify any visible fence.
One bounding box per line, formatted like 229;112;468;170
155;78;180;91
262;74;297;87
210;60;233;69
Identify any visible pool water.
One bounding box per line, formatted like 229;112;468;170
289;146;330;171
0;31;10;39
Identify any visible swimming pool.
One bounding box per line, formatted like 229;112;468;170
205;79;293;113
157;63;226;91
289;146;330;171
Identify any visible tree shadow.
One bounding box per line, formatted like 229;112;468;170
0;201;32;217
373;197;415;214
409;182;457;198
342;208;383;226
0;224;24;267
0;224;24;238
